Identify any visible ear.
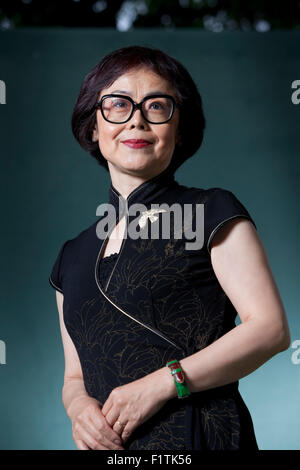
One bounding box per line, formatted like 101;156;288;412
92;122;99;142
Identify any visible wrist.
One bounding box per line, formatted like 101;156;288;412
66;394;93;421
154;366;178;401
166;359;192;399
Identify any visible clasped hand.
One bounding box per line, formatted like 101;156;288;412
101;370;171;444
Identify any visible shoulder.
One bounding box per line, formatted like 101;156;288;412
63;218;100;254
174;182;251;211
173;181;233;203
203;187;257;256
49;218;101;293
175;183;257;256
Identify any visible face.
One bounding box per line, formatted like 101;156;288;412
92;67;181;179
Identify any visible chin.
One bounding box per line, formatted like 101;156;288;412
119;156;154;171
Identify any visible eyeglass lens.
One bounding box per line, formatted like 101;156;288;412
101;96;173;123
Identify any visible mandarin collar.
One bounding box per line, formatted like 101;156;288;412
108;165;178;217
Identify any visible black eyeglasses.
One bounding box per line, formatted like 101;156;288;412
94;94;179;124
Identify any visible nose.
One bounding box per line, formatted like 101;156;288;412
128;105;148;127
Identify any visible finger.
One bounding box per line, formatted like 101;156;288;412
108;414;129;438
75;439;90;450
105;408;122;429
91;410;124;446
121;421;135;443
105;411;126;437
101;398;112;417
74;423;104;450
86;417;124;450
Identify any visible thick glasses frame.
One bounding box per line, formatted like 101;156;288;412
94;93;179;124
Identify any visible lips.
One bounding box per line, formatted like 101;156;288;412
123;139;151;144
122;139;152;149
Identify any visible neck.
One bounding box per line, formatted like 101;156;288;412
108;163;177;218
107;163;172;200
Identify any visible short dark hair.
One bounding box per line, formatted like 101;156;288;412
71;45;206;174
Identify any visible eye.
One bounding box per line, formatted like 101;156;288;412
112;100;129;108
150;102;164;110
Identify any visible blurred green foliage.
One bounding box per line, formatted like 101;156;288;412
0;0;299;31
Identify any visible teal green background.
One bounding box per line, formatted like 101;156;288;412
0;29;299;450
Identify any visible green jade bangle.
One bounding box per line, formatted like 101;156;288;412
166;359;191;399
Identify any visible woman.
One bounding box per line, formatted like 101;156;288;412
49;45;290;450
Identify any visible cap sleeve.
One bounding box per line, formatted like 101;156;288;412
49;240;70;293
205;188;257;256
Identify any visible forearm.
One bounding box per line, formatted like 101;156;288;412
157;318;289;400
62;377;98;420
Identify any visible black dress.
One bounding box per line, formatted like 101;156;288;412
99;252;119;286
49;165;259;450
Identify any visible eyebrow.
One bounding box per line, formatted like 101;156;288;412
110;89;169;97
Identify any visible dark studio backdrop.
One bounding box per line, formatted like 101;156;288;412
0;2;299;451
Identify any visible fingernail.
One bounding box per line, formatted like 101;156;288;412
114;439;122;445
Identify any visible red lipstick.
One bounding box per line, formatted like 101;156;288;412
122;139;152;149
